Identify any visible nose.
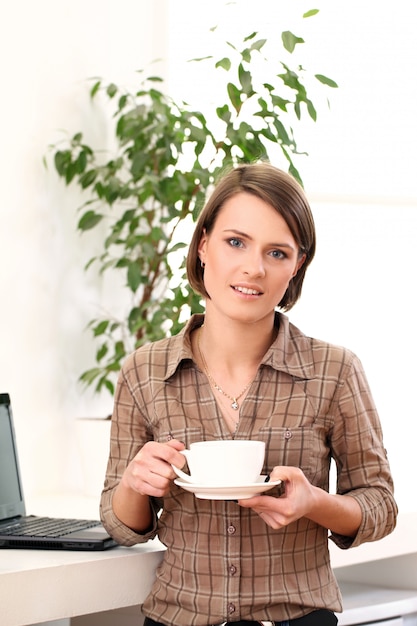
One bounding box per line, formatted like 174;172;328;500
243;250;266;277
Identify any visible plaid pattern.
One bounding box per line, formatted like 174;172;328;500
100;314;397;626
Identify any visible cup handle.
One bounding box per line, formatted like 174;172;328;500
171;450;194;483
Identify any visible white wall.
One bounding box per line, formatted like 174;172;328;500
0;1;416;514
0;0;169;499
167;0;417;513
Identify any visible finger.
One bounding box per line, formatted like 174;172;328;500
161;440;187;468
237;494;276;508
135;477;172;498
259;512;283;530
165;438;186;452
143;440;186;473
129;459;174;495
270;465;304;483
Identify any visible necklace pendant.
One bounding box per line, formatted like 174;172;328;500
231;400;239;410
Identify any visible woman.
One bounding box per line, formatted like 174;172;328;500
100;162;397;626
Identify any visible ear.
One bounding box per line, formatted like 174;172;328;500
198;229;208;265
292;252;306;278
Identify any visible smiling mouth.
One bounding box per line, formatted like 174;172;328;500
232;286;262;296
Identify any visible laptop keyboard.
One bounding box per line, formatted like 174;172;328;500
1;516;100;538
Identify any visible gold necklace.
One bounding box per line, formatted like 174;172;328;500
197;330;254;411
214;389;240;434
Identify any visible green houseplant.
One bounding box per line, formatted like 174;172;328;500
49;11;337;396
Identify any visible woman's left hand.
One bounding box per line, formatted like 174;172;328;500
238;466;317;530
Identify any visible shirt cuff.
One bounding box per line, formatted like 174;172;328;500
100;490;160;546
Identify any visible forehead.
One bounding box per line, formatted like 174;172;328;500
214;192;295;240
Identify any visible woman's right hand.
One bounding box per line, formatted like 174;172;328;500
112;439;186;533
121;439;186;498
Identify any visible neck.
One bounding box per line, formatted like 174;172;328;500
198;310;277;368
193;312;278;431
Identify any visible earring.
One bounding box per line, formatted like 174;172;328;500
200;260;205;268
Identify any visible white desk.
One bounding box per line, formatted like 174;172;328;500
0;493;165;626
2;494;417;626
331;512;417;625
0;542;165;626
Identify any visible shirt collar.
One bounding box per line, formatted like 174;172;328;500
262;313;315;379
163;313;315;381
163;314;204;380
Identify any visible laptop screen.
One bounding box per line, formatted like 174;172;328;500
0;393;118;550
0;394;25;520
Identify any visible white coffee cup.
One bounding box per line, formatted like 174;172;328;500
172;440;265;486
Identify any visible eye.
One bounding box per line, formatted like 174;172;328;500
269;249;287;259
228;237;244;248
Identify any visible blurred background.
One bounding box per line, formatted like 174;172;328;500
0;0;415;514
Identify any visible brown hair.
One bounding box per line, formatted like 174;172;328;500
186;162;316;311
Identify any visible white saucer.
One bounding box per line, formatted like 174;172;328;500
174;475;282;500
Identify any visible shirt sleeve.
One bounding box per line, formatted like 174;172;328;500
99;357;163;546
329;352;398;549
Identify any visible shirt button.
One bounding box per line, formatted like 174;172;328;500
166;434;173;441
284;429;293;440
229;564;237;575
227;524;236;535
227;603;236;615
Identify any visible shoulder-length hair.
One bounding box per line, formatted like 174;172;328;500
186;162;316;311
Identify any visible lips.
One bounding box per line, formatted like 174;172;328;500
232;285;262;296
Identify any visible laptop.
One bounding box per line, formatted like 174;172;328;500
0;393;118;551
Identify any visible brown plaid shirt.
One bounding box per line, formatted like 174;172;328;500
100;313;397;625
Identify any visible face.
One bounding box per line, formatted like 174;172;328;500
198;192;305;325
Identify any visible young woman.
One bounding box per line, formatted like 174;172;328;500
100;163;397;626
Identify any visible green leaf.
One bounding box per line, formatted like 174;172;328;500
128;307;142;333
167;242;187;254
282;31;305;53
294;99;301;120
127;261;142;292
79;367;103;386
65;161;77;184
189;54;213;63
303;9;319;18
273;118;292;146
114;341;126;360
79;169;97;189
240;47;252;64
216;104;231;123
243;32;257;42
106;83;118;98
260;127;278;143
288;160;303;185
238;63;253;96
227;82;242;113
75;150;87;173
90;80;101;98
118;94;128;110
215;57;231;71
306;99;317;121
270;94;290;112
92;320;109;336
102;379;115;395
103;176;121;204
96;343;108;362
54;150;71;176
78;210;103;231
315;74;338;88
250;38;267;53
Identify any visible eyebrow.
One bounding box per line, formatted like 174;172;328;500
222;229;296;251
